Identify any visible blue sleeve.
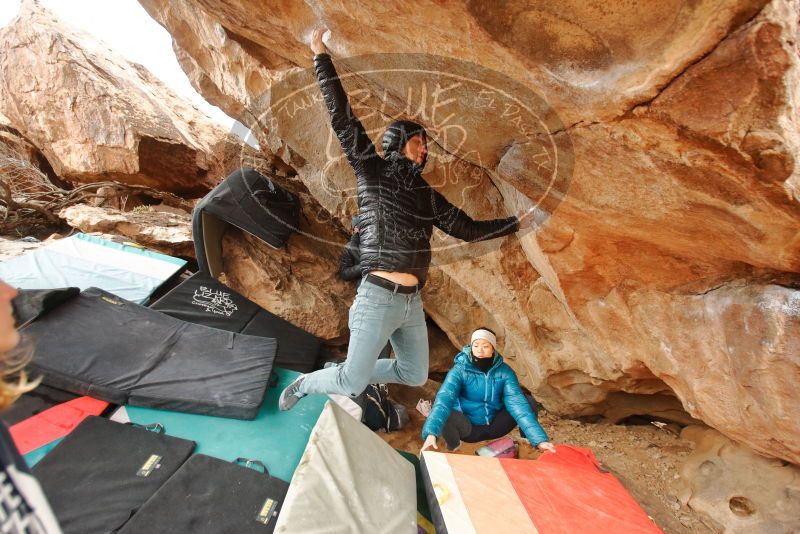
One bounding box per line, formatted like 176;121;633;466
501;367;549;445
421;365;464;439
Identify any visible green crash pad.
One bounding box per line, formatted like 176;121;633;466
397;450;434;533
111;368;327;482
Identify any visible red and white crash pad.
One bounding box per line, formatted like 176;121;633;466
421;445;663;534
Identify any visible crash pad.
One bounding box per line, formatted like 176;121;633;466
119;454;290;534
397;450;436;534
33;416;195;534
1;384;80;426
150;271;321;372
0;233;186;304
193;168;299;277
24;287;276;419
274;401;416;534
23;439;62;467
421;445;663;534
10;396;108;454
111;368;327;483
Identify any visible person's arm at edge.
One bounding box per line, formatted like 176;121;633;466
421;365;464;448
431;189;520;243
501;366;551;448
338;235;362;281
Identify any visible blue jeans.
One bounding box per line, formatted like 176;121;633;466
299;277;429;397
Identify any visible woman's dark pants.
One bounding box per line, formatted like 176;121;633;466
441;394;539;450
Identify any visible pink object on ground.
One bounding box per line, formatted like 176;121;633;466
416;398;431;417
475;436;518;458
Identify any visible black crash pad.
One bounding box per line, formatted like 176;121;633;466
33;416;195;534
150;272;321;372
23;287;276;419
12;287;80;328
120;454;290;534
193;168;299;277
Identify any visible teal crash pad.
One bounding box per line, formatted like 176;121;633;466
24;439;62;467
0;233;186;304
113;368;327;483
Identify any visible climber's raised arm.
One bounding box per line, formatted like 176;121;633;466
310;27;378;175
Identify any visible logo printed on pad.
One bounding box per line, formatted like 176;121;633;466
191;286;239;317
433;483;450;504
136;454;162;477
256;498;278;524
101;296;123;305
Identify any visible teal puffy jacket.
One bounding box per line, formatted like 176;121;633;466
421;347;549;445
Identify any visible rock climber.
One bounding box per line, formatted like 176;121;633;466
280;28;531;410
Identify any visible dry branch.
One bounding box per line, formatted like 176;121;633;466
0;141;193;234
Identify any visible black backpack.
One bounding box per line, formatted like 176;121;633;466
361;384;408;432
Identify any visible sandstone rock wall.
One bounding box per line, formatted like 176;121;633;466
678;425;800;533
1;112;42;173
0;1;240;195
58;204;194;257
137;0;800;465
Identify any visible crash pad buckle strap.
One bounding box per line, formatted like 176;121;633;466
129;422;165;434
234;457;270;477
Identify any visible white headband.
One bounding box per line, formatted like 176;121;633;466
471;329;496;348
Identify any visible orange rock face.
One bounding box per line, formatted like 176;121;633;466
0;1;240;195
137;0;800;465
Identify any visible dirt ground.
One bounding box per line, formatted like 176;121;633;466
379;383;716;534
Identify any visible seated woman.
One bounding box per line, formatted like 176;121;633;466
421;327;555;453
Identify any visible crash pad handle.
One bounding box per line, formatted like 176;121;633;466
129;422;165;434
234;457;270;477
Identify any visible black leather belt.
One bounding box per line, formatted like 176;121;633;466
365;273;420;294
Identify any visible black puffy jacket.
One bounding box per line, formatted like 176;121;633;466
314;53;519;285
